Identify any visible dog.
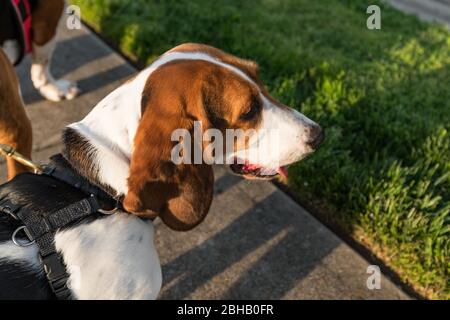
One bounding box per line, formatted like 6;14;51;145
0;43;324;299
0;0;79;180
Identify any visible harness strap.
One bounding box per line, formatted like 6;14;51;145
0;154;123;299
42;161;121;211
6;195;99;300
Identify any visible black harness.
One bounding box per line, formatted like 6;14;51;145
0;154;123;300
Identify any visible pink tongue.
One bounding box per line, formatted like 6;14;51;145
243;164;259;171
278;166;289;179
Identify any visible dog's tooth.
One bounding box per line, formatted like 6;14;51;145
259;167;277;176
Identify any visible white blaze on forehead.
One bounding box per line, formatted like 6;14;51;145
153;51;258;87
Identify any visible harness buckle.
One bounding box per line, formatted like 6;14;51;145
40;253;68;282
0;198;20;220
40;253;72;300
2;206;18;220
42;164;56;175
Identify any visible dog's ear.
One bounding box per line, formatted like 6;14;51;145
123;72;214;231
124;160;214;231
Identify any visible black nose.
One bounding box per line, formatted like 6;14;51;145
306;125;325;150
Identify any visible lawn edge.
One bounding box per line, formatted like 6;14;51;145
273;180;427;300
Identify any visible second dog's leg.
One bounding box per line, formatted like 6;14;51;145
0;50;32;180
2;123;32;180
31;0;79;102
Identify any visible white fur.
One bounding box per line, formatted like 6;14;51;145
31;38;79;101
0;214;161;300
230;94;319;169
54;213;161;300
0;241;41;269
2;40;20;64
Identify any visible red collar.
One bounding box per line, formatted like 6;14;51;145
10;0;32;54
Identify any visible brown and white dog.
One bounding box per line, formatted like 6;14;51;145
0;0;79;179
0;43;323;299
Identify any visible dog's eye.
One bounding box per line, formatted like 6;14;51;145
240;101;260;121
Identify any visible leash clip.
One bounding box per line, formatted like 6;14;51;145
0;144;43;173
0;200;19;220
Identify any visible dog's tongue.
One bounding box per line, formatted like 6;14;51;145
243;163;259;171
278;166;289;179
243;163;289;179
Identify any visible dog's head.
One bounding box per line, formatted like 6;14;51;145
123;44;324;230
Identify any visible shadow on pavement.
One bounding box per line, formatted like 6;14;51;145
159;174;339;299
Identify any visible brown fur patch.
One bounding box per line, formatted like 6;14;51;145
31;0;65;46
0;49;32;180
169;43;291;112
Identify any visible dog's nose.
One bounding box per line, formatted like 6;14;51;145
305;125;325;150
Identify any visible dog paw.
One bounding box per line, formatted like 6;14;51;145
38;79;80;102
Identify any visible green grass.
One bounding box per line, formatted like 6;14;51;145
71;0;450;299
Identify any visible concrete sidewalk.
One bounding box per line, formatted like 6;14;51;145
0;25;410;299
388;0;450;27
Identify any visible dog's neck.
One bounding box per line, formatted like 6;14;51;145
60;127;123;197
63;69;154;196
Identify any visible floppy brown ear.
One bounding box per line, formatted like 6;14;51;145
123;73;214;231
124;161;214;231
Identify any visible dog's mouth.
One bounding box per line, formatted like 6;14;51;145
229;161;288;180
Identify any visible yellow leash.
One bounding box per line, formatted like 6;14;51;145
0;144;42;174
